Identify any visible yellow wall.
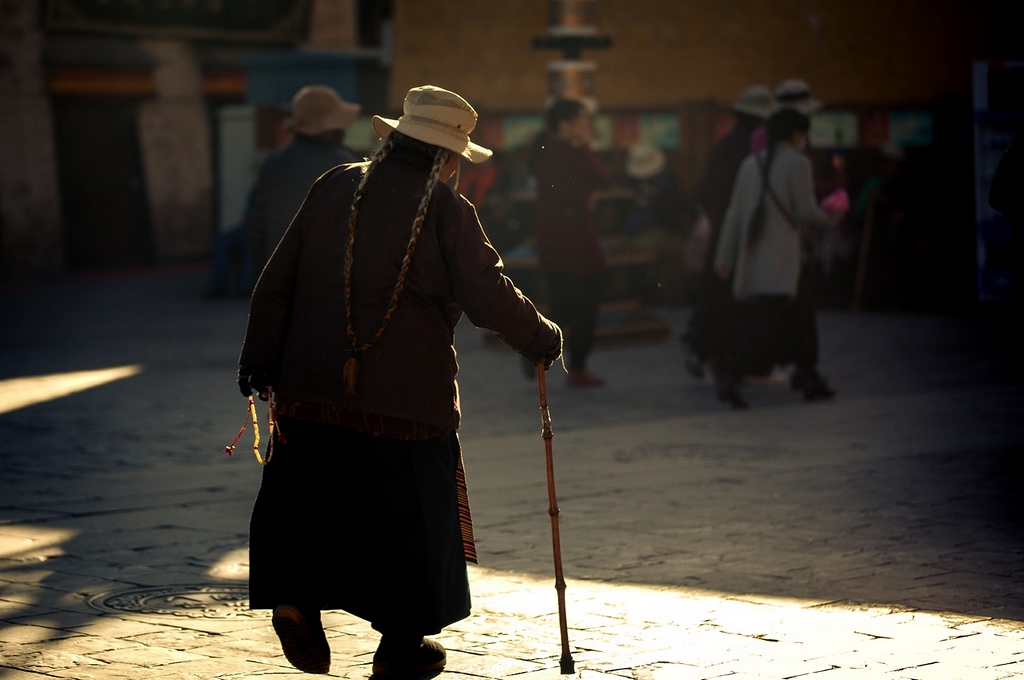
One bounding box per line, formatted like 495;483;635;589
389;0;999;113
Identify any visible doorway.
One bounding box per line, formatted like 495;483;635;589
52;99;155;271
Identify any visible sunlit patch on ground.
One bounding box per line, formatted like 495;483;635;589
207;547;249;581
0;365;143;414
0;526;77;561
2;533;1023;678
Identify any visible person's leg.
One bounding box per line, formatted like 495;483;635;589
682;267;718;369
569;273;603;365
371;434;468;676
545;271;603;385
791;266;834;400
720;298;769;409
722;296;788;408
249;417;332;673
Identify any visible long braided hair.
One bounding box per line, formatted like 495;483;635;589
342;131;451;395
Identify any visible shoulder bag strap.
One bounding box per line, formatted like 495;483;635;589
757;157;799;231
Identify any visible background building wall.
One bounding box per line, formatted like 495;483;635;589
307;0;359;49
0;0;64;277
389;0;1003;112
137;40;214;262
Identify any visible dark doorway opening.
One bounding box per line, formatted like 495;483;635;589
52;99;155;271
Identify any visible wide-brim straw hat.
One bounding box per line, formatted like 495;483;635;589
372;85;492;163
732;85;774;120
626;143;666;180
774;79;823;116
290;85;361;136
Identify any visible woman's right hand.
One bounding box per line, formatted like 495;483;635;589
543;324;564;369
237;366;273;401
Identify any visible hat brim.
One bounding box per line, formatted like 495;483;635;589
372;115;492;163
627;156;666;180
733;102;773;120
775;97;823;116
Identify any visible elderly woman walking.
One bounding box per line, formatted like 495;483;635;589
238;85;561;675
713;107;841;408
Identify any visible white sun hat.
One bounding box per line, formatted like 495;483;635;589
371;85;492;163
732;85;774;120
774;79;823;116
626;143;666;180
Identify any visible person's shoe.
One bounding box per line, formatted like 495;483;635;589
567;368;605;387
272;605;331;674
372;637;446;676
803;373;836;402
720;388;750;409
717;378;749;409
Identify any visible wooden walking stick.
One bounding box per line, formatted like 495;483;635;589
536;360;575;675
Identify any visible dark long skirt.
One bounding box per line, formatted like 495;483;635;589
685;269;744;367
731;294;816;378
248;416;470;636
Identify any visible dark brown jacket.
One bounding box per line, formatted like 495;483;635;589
240;145;557;431
533;137;613;275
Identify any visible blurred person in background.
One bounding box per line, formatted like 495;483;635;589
773;79;848;386
681;85;774;380
529;98;613;387
206;201;256;299
713;108;845;408
851;142;915;310
248;85;362;272
238;85;562;676
623;142;681;246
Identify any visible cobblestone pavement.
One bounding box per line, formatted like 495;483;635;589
1;268;1023;679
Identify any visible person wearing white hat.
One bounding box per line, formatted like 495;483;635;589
247;85;363;271
238;85;562;675
681;85;774;380
623;143;680;248
713;108;842;408
774;78;823;116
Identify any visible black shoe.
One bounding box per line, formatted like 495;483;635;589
272;605;330;674
372;636;446;677
803;374;836;401
717;380;749;409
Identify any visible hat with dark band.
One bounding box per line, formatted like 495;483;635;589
372;85;492;163
774;79;823;116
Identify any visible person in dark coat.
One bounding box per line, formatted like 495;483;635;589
681;85;774;379
529;98;613;387
237;85;562;676
248;85;362;271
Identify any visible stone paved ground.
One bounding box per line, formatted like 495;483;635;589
1;268;1023;679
